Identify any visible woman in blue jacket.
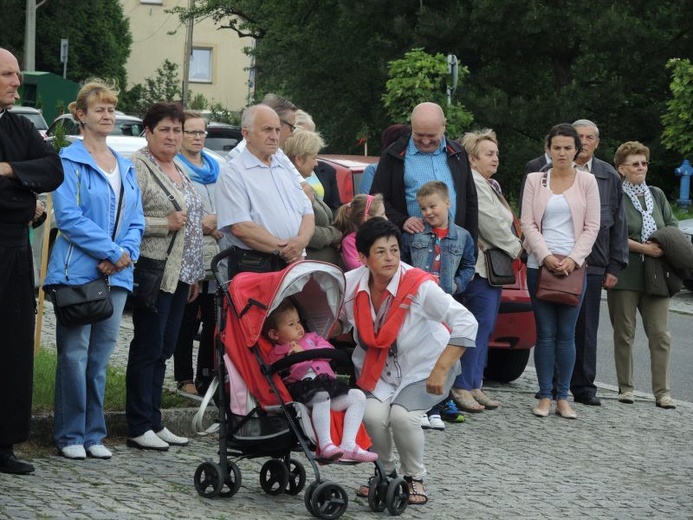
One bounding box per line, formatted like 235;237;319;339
44;80;144;460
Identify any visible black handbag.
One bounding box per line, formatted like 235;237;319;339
484;248;516;286
131;162;181;310
46;184;124;327
49;278;114;327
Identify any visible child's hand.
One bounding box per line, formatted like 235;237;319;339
288;342;304;355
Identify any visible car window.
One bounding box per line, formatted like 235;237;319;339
47;118;80;136
114;120;144;137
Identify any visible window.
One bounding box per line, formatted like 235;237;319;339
140;0;163;4
189;48;212;83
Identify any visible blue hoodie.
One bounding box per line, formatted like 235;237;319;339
44;140;145;291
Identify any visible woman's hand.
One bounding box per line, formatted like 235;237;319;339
554;256;576;276
167;210;188;230
642;241;664;258
114;251;132;271
187;282;199;303
426;365;448;395
97;260;117;276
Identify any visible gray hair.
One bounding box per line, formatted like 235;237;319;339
261;93;297;120
241;104;273;130
572;119;600;137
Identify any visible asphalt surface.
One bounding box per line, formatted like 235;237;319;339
1;296;692;519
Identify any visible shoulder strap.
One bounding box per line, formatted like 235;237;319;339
111;182;124;241
139;158;180;256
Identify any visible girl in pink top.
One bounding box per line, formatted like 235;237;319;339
264;299;377;462
333;193;386;270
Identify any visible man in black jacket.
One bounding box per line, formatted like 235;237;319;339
570;119;628;406
370;102;478;244
0;48;64;474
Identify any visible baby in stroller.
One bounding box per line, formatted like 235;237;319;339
264;298;378;463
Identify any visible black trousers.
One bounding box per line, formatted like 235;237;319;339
0;234;35;445
173;290;215;384
571;273;603;397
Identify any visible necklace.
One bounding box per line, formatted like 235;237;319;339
86;144;116;173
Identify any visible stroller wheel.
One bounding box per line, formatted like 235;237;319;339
309;481;349;520
219;460;242;498
194;461;224;498
304;481;320;517
260;459;289;495
385;477;409;516
285;458;306;495
367;476;388;512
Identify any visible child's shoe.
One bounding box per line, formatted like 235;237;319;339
340;445;378;462
319;442;343;461
420;414;431;429
440;399;466;423
428;414;445;430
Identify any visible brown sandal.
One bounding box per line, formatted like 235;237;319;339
405;477;428;505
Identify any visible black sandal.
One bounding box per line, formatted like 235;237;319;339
405;477;428;505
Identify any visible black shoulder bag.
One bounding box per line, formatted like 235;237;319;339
47;183;124;327
131;162;181;311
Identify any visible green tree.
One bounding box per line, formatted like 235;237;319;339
382;48;473;138
120;60;182;116
662;58;693;157
1;0;132;90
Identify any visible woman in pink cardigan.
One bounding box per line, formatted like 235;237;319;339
521;123;600;420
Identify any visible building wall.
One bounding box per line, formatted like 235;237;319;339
122;0;251;111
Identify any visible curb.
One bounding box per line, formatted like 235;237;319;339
30;406;212;446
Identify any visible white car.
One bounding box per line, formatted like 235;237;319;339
32;136;224;286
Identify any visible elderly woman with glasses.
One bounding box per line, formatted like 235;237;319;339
607;141;678;410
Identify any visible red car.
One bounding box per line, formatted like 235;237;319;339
319;154;536;382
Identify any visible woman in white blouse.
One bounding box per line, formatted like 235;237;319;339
338;218;478;505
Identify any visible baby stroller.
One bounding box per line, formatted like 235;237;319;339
193;254;409;519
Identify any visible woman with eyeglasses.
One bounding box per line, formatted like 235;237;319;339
172;111;222;397
607;141;678;409
126;103;205;450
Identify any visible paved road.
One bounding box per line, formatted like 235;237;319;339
3;293;691;519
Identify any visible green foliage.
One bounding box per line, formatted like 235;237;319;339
209;103;241;125
661;58;693;157
188;92;209;110
382;48;473;139
1;0;132;89
120;60;182;116
50;122;70;153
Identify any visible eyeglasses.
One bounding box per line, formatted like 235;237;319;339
183;130;208;137
623;161;649;168
280;120;296;132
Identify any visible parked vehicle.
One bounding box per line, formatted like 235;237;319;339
46;112;144;137
319;153;536;382
9;105;49;137
204;122;243;158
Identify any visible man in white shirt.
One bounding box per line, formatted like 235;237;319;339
216;104;314;276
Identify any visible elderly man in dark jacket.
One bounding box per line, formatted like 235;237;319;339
0;47;64;474
370;102;478;245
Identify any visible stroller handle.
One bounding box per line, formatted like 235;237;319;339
267;348;350;375
211;246;239;286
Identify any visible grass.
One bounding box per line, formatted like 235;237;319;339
33;348;189;412
673;205;693;221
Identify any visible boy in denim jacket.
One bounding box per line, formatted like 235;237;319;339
403;181;476;429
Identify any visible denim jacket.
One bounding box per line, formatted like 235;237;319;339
403;222;476;296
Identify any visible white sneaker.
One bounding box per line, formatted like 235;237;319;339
420;414;431;429
127;430;169;451
428;414;446;431
86;444;113;459
59;445;86;460
155;427;189;446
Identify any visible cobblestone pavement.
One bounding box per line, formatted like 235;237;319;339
2;294;691;519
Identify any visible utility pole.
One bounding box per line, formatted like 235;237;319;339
181;0;195;108
24;0;36;71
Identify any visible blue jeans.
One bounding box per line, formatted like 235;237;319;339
53;287;128;449
126;281;190;437
456;275;503;390
527;268;585;400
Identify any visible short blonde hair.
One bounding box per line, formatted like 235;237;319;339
294;109;315;131
68;78;119;120
283;129;325;160
458;128;498;159
416;180;449;201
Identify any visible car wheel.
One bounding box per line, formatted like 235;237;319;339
484;348;531;383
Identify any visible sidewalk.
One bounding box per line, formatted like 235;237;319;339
5;295;691;519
